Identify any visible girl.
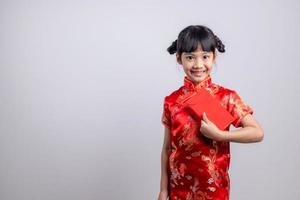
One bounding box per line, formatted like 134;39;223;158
158;25;264;200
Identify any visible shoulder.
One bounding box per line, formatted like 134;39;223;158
163;86;185;103
165;86;184;100
210;83;244;107
210;82;236;96
214;83;252;111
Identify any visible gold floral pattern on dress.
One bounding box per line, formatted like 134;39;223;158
177;91;193;103
201;142;224;188
169;158;187;188
191;151;201;157
161;97;172;128
187;178;213;200
162;75;253;200
228;90;253;127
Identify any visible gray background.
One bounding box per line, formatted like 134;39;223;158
1;0;299;199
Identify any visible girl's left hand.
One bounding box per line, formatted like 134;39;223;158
200;112;224;141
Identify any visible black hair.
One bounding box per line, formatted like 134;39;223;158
167;25;225;55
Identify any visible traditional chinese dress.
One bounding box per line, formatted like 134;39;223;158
161;75;253;200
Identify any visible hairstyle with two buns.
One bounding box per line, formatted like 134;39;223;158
167;25;225;56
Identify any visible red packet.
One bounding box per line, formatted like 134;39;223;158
183;88;235;130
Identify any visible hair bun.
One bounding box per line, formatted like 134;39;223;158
167;39;177;54
214;35;225;53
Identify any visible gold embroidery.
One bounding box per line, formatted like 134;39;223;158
191;151;201;157
201;142;223;188
188;178;213;200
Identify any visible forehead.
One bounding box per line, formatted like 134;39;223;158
183;50;213;56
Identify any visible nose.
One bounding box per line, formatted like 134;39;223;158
193;58;205;69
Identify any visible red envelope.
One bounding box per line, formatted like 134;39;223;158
183;88;235;130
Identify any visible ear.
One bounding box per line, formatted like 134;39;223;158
176;53;182;65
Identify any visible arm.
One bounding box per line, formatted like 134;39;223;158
159;126;171;196
220;114;264;143
200;90;264;143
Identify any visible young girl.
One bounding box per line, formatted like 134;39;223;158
158;25;264;200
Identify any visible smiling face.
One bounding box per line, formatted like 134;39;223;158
176;47;217;84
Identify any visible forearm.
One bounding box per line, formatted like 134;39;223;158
220;126;264;143
160;148;170;192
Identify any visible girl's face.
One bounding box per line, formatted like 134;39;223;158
176;48;216;84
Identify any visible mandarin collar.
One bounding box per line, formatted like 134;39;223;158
183;75;212;91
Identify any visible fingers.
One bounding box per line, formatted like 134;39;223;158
201;119;207;127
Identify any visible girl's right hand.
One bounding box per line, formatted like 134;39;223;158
158;190;169;200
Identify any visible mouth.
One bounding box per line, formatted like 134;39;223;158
191;69;207;77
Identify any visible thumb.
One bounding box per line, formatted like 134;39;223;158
202;112;209;122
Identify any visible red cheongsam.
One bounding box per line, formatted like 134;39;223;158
161;75;253;200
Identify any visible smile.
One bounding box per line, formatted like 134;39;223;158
191;70;207;76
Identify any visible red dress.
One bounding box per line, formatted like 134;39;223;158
161;75;253;200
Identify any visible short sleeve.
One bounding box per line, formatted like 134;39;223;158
161;96;172;129
229;90;254;128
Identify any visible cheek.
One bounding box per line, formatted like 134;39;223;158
183;67;190;74
182;63;193;71
205;62;214;70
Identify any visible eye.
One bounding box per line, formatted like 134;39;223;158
203;55;210;59
186;56;194;60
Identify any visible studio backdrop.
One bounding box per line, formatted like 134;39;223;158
0;0;299;199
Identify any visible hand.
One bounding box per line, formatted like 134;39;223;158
158;190;168;200
200;112;224;141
